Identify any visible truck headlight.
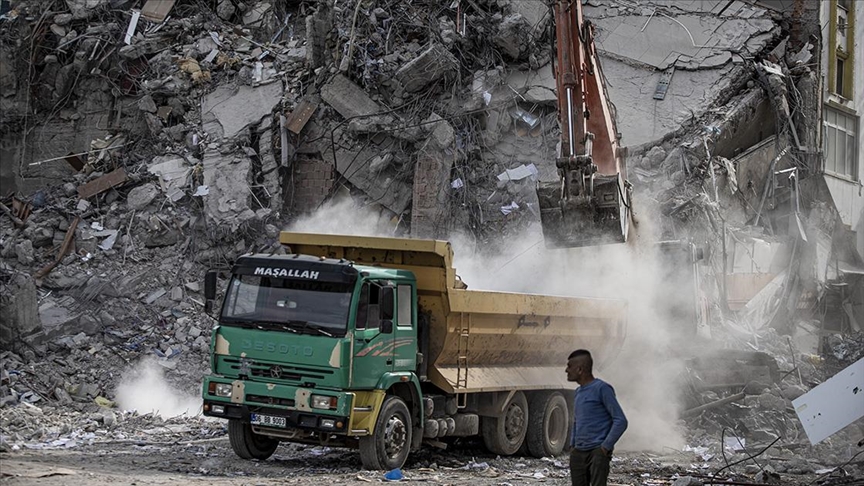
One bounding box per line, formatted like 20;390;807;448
209;383;232;397
311;394;337;410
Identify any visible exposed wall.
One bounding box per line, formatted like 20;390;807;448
288;158;335;215
820;2;864;256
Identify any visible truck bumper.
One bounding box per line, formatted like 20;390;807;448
202;376;351;435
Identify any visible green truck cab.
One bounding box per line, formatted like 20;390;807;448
202;233;626;470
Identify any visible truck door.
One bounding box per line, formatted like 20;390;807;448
391;283;417;373
351;281;395;388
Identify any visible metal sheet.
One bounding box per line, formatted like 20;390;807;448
77;168;128;199
793;357;864;445
285;98;319;134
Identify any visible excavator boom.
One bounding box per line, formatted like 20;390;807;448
537;0;630;248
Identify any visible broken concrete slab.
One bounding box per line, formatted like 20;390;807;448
495;14;531;61
201;82;282;139
395;43;459;93
65;0;109;20
243;2;271;25
600;56;738;147
321;74;386;120
0;275;40;345
412;114;456;239
148;156;191;194
506;64;556;104
201;149;257;224
423;112;455;151
510;1;550;32
589;4;777;71
322;137;412;215
38;299;82;340
126;183;160;210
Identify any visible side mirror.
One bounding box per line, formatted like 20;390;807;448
204;271;217;313
381;320;393;334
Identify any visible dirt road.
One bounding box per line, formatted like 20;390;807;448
0;437;828;486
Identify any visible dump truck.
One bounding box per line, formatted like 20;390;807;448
202;232;627;470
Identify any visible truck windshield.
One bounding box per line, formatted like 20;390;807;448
221;275;352;335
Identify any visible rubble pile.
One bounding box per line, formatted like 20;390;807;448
0;400;223;453
0;0;862;483
675;329;864;483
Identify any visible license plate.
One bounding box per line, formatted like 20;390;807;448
251;413;287;428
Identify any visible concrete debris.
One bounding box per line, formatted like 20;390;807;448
495;14;532;61
201;83;283;140
506;65;557;104
321;74;389;121
395;43;459;93
148;156;191;195
126;184;160;210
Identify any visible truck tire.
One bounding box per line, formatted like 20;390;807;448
526;392;569;457
228;419;279;460
359;396;413;470
481;391;528;455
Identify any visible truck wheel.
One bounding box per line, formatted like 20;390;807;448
228;419;279;460
482;391;528;455
526;392;569;457
359;396;413;470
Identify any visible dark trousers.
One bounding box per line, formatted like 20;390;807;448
570;447;611;486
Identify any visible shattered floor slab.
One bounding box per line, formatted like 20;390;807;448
201;83;283;140
587;0;776;70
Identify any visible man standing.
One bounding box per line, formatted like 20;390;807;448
566;349;628;486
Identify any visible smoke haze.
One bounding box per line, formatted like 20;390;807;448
115;358;202;419
287;195;401;236
451;219;687;451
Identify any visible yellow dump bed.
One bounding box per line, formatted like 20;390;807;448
280;232;627;394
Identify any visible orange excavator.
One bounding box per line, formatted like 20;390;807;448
537;0;632;248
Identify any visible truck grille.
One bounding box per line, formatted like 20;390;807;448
246;394;296;407
221;357;334;382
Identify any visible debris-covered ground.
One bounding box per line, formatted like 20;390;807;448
1;0;863;484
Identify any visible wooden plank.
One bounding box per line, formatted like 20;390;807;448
77;168;128;199
285;98;319;134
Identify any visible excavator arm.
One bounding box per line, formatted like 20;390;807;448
536;0;631;248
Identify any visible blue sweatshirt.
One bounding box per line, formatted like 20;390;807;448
571;378;628;451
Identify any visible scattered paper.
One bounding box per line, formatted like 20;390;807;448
124;10;141;45
500;201;519;215
451;178;464;189
98;230;119;251
193;185;210;196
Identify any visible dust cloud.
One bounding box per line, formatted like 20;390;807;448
287;195;401;236
450;216;688;452
115;358;202;418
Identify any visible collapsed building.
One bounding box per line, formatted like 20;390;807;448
0;0;862;482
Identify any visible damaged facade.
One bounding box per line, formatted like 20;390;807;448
0;0;862;483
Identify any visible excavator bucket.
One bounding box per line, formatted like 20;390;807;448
537;0;631;249
537;174;628;249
